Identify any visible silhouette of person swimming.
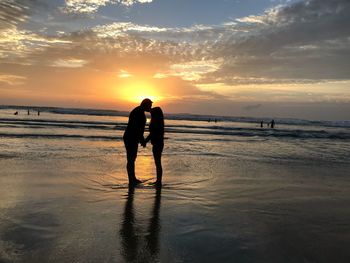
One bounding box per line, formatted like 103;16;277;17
271;119;275;129
123;98;153;185
145;107;164;186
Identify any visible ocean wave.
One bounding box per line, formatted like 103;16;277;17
2;118;349;137
1;105;350;127
0;128;349;141
0;118;125;131
1;118;349;140
0;118;125;126
0;132;122;141
166;127;350;139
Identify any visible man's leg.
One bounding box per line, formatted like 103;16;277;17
124;140;140;184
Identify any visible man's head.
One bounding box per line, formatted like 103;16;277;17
140;98;153;112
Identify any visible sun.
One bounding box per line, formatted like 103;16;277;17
117;79;162;103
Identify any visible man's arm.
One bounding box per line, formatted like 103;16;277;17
137;110;146;146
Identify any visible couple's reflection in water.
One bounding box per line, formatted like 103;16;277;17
120;185;162;262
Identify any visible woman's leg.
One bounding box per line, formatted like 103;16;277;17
153;146;163;184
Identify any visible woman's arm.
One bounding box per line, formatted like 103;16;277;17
145;122;152;144
145;133;151;143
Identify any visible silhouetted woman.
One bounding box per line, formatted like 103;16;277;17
146;107;164;186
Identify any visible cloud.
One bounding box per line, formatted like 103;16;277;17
0;27;72;62
64;0;112;14
0;74;26;85
209;0;350;81
0;0;30;30
197;80;350;104
64;0;153;14
118;69;132;78
243;104;262;111
84;0;350;84
92;22;167;39
1;0;350;109
0;0;49;31
52;58;88;68
118;0;153;6
160;60;223;81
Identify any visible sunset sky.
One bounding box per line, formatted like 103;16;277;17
0;0;349;120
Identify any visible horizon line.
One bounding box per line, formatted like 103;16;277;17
1;104;349;123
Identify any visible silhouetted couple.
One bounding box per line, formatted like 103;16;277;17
123;98;164;186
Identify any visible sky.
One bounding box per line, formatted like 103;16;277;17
0;0;349;120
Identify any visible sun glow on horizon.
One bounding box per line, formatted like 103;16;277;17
116;79;163;103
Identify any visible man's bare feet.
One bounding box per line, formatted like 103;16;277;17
129;179;142;186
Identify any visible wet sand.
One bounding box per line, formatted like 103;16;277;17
1;138;350;262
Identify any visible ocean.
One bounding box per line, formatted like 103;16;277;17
0;106;349;262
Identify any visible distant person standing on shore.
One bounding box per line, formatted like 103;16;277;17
123;98;153;185
145;107;164;186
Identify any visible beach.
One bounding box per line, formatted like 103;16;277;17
0;107;350;262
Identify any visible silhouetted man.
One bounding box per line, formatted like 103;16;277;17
123;98;153;185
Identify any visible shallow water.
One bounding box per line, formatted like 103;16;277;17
0;108;350;262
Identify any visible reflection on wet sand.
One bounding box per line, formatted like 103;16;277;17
120;186;162;262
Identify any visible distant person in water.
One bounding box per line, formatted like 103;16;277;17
260;121;263;128
271;119;275;129
145;107;164;186
27;109;30;115
123;98;153;185
14;111;18;115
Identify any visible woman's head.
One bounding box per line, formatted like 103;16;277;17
150;107;164;135
150;107;164;120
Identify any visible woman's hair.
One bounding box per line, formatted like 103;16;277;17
150;107;164;127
